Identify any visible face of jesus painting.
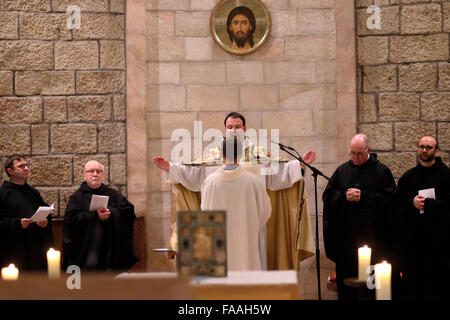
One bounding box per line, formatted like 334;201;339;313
211;0;271;56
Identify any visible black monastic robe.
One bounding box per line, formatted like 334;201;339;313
62;182;137;271
322;154;396;299
394;157;450;299
0;181;54;270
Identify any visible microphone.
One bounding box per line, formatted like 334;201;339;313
271;140;304;163
271;140;295;151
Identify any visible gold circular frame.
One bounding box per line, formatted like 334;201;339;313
210;0;271;56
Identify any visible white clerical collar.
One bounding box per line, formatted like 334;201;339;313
223;164;239;171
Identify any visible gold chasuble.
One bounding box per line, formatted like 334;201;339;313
170;177;314;271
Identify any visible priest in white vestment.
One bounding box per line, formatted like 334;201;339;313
152;112;316;268
201;137;271;271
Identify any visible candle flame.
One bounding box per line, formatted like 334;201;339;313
2;263;19;280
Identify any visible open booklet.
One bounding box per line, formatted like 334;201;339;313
89;194;109;212
30;203;55;222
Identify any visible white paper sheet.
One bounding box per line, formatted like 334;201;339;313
89;195;109;211
31;203;55;222
153;248;176;253
418;188;435;214
191;271;298;285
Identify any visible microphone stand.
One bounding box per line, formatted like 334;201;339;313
277;143;329;300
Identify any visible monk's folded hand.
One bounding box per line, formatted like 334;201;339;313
36;219;48;228
97;207;111;221
413;195;425;211
21;218;32;229
346;188;361;202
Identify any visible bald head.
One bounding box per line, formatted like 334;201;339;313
419;136;438;149
349;134;371;166
350;134;369;149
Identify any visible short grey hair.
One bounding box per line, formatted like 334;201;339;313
84;160;104;171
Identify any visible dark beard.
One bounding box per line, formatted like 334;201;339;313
234;32;248;48
420;153;435;162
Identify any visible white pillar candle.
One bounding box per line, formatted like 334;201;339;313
358;245;371;281
1;263;19;280
375;261;392;300
47;248;61;279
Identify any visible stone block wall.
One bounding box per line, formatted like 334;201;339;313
0;0;126;217
356;0;450;177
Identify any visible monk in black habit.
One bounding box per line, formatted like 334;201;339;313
322;134;396;300
0;156;54;270
63;160;137;271
394;136;450;299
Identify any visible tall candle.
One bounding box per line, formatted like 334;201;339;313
358;245;371;281
47;248;61;279
375;261;392;300
1;264;19;280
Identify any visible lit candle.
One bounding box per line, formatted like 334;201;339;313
375;261;392;300
47;248;61;279
358;245;371;281
1;263;19;280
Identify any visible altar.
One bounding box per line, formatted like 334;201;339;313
0;271;300;300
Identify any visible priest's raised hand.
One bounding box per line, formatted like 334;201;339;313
301;150;316;166
153;156;170;172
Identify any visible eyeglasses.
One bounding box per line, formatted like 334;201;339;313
14;163;30;170
349;150;368;158
84;169;104;175
418;145;434;151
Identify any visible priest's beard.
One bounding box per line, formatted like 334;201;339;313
419;152;435;162
226;129;245;142
234;31;249;48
